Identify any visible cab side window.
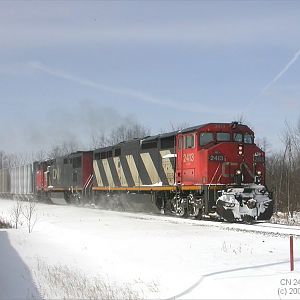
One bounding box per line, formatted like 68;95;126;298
72;157;82;168
199;132;214;146
184;134;195;149
178;136;183;150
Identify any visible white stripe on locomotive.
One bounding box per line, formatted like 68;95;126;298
93;160;104;186
140;152;161;185
113;157;128;187
102;159;115;187
126;155;142;186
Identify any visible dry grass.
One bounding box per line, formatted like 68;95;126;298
34;258;142;299
0;216;12;228
221;241;253;255
270;212;300;226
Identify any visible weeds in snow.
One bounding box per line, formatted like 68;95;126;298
221;241;253;255
22;199;38;233
34;258;142;299
10;200;23;229
0;216;12;228
270;212;300;226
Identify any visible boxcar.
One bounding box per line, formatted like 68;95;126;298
0;168;10;198
10;164;34;200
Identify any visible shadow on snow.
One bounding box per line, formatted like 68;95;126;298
0;231;42;299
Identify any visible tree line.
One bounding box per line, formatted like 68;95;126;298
265;119;300;217
0;121;150;168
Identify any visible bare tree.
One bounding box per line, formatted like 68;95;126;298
0;151;4;168
108;122;150;145
168;121;190;131
267;119;300;218
90;132;109;150
232;114;248;125
48;140;80;159
0;150;49;168
22;199;38;233
10;200;23;229
34;149;48;162
0;152;35;167
256;137;271;153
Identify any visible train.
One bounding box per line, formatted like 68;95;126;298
0;122;273;222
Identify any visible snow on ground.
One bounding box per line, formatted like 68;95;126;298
0;198;300;299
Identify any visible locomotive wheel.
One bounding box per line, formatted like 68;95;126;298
177;206;187;217
195;208;203;220
242;215;254;224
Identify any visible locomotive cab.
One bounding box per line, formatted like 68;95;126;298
176;123;265;187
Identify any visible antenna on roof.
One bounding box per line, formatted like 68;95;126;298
231;121;239;128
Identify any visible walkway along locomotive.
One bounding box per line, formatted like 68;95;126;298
0;122;273;222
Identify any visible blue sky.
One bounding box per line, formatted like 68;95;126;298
0;1;300;153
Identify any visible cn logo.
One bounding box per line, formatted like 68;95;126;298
53;168;60;180
221;162;255;178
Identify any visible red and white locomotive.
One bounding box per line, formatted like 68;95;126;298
0;122;273;222
172;122;272;222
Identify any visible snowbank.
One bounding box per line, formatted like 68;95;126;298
0;199;299;299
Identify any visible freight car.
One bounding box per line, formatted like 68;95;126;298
0;164;34;200
0;168;10;198
0;122;273;222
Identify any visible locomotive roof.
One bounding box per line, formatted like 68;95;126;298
63;150;92;157
93;122;253;152
141;131;177;143
179;124;208;133
179;122;253;134
141;122;252;142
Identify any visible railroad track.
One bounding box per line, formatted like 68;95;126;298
2;197;300;237
48;199;300;237
103;206;300;237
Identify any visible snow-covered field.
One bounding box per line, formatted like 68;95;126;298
0;198;300;300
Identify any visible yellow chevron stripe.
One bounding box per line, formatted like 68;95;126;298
113;157;128;187
93;160;103;187
140;152;160;184
160;150;175;185
102;159;115;187
126;155;142;186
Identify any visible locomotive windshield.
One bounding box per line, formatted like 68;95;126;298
233;133;243;142
244;134;254;144
216;132;230;142
199;132;214;146
199;132;254;146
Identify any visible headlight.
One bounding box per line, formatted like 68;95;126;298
246;200;256;209
257;171;262;175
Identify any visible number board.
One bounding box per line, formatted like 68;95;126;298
209;154;225;162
